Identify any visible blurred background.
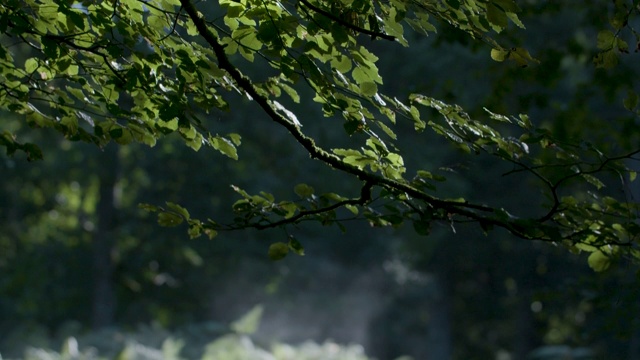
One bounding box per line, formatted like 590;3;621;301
2;1;640;359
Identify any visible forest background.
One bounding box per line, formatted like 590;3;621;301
2;0;640;359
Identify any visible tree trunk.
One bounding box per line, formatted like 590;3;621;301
513;289;535;359
513;250;538;359
91;145;119;328
426;274;453;360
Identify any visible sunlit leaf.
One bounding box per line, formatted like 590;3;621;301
211;135;238;160
588;250;611;272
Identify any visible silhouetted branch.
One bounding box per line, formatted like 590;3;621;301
297;0;396;41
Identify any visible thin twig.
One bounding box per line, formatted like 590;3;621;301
297;0;396;41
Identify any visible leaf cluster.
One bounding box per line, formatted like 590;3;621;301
1;0;639;270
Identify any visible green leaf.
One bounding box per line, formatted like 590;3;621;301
158;212;183;227
182;246;203;266
180;125;197;140
211;135;238;160
581;174;605;189
588;250;611;272
157;118;179;132
593;49;618;69
288;236;305;256
230;305;263;334
490;48;509;62
66;64;79;76
138;203;159;212
509;48;539;67
205;227;218;240
187;223;201;239
417;170;446;182
616;38;629;53
227;133;242;146
412;219;431;236
279;201;298;218
294;183;314;198
331;56;352;73
166;202;190;220
486;3;508;31
492;0;520;13
360;82;378;97
490;48;538;66
278;82;300;103
624;90;638;111
24;58;39;73
268;242;289;261
330;22;350;44
67;10;86;30
596;30;615;50
23;143;43;161
352;67;369;85
345;204;358;215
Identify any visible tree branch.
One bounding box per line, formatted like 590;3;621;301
178;0;569;242
297;0;396;41
250;182;373;230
